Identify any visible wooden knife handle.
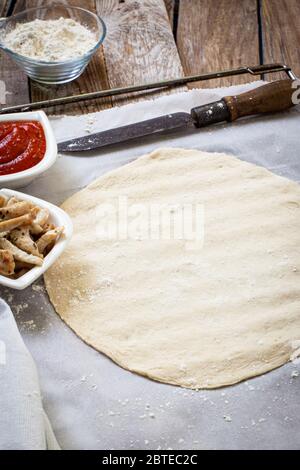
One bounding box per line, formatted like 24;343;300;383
223;79;295;121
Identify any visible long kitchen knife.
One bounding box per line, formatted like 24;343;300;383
58;80;296;153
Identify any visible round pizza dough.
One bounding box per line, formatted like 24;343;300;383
45;148;300;389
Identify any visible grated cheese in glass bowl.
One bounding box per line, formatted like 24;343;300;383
0;4;106;85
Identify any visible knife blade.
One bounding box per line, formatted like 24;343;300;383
58;101;229;153
57;80;295;153
58;112;196;152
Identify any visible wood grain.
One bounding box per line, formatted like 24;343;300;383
164;0;175;24
95;0;185;104
177;0;260;88
0;1;12;16
262;0;300;80
0;1;30;107
12;0;112;115
8;0;184;113
223;79;295;121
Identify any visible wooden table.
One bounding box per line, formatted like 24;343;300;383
1;0;299;115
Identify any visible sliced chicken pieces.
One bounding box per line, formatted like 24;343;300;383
0;249;15;276
10;227;42;258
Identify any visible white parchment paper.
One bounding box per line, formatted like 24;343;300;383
1;82;300;450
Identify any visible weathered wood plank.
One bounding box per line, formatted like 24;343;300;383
177;0;260;88
9;0;184;113
12;0;112;115
262;0;300;81
0;1;12;16
0;0;30;107
96;0;185;104
164;0;175;24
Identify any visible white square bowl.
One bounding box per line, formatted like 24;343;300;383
0;188;73;289
0;111;57;188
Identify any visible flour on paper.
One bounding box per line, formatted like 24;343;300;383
45;148;300;389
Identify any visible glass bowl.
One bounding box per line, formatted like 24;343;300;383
0;4;106;85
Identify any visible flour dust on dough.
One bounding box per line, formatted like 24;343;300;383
44;148;300;389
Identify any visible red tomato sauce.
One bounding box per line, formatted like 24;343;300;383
0;121;46;176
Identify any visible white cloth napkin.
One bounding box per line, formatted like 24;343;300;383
0;299;59;450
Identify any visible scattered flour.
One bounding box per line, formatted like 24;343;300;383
84;115;96;134
290;340;300;364
31;283;45;293
223;415;232;422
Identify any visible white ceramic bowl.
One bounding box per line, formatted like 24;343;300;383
0;188;73;289
0;110;57;188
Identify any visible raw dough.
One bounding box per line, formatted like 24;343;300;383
45;148;300;389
